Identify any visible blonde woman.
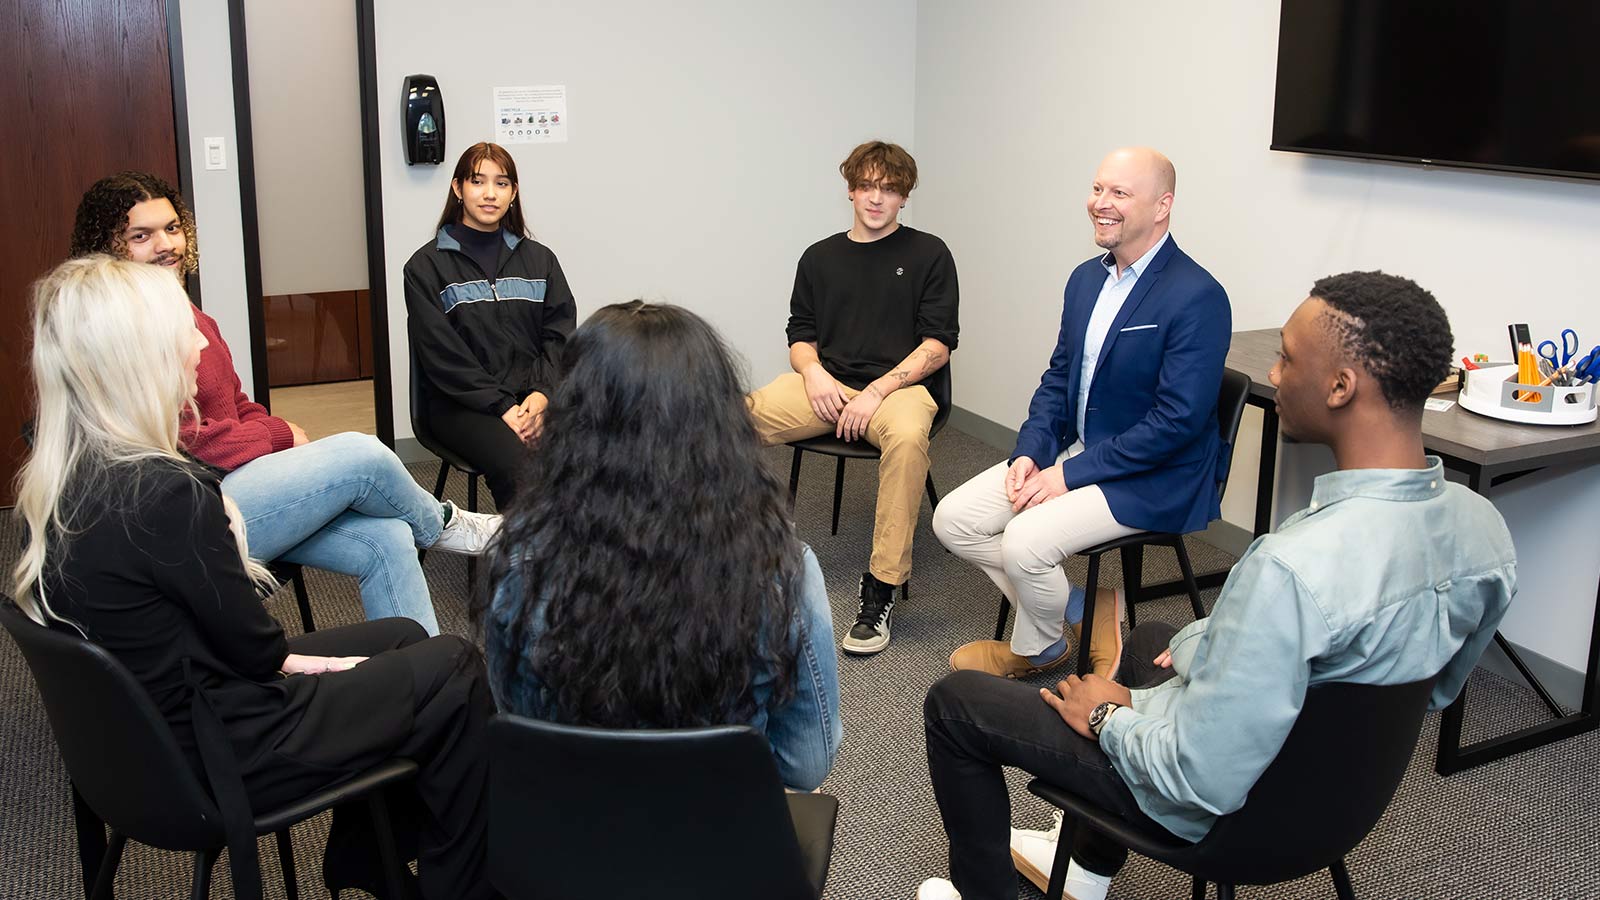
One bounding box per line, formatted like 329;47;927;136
11;256;496;900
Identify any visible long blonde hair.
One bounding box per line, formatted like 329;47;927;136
12;255;271;627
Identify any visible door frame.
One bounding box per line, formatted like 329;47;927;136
225;0;396;446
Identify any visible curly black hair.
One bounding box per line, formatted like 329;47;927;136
475;301;805;729
1310;271;1453;411
70;172;198;274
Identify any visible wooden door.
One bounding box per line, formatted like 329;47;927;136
0;0;181;505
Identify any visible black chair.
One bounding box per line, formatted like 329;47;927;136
1028;678;1435;900
0;600;416;900
408;341;485;585
994;368;1253;669
486;714;838;900
787;365;953;603
263;560;318;634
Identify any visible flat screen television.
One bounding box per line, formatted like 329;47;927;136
1270;0;1600;181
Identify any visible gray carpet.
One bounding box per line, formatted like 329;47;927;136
1;425;1596;899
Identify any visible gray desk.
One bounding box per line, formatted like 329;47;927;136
1225;328;1600;774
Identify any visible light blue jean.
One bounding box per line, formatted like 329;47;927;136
222;432;444;635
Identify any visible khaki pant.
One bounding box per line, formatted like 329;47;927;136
931;446;1139;656
749;372;936;585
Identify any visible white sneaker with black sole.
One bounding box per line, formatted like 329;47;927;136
841;572;896;655
430;501;502;556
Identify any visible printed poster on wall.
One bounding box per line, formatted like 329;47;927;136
494;85;568;144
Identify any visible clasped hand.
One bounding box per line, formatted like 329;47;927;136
280;653;366;676
1005;457;1068;512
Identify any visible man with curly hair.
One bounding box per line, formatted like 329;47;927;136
69;172;503;635
747;140;960;656
917;271;1517;900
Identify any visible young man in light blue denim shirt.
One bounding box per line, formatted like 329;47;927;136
918;272;1516;900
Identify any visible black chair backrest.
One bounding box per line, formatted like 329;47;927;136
0;600;225;850
1214;367;1252;500
486;715;816;900
1192;678;1435;885
407;329;439;453
928;359;953;438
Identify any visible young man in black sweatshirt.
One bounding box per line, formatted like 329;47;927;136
748;140;960;655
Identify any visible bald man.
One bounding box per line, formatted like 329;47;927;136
934;148;1232;681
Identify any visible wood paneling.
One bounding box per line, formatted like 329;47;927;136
0;0;179;505
264;289;377;387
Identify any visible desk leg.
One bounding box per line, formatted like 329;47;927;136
1254;404;1279;538
1435;469;1600;775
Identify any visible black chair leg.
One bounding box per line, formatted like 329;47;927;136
830;456;846;535
188;848;218;900
276;829;298;900
466;474;480;586
1044;814;1076;900
73;783;106;899
788;447;804;505
1330;859;1357;900
292;572;316;634
924;472;941;510
1174;537;1207;620
89;830;125;900
1119;544;1143;630
367;792;410;900
1191;876;1207;900
1217;885;1236;900
993;593;1011;641
1077;552;1102;676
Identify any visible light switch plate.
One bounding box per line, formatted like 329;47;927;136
204;137;227;170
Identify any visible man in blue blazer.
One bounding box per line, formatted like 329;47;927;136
934;147;1231;681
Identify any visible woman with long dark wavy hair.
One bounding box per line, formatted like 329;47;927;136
477;301;842;789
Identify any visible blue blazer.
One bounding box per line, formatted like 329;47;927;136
1012;236;1232;535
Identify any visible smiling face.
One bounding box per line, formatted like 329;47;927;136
453;159;517;232
122;198;188;277
848;169;905;240
1086;148;1173;264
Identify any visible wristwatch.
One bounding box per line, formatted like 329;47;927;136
1088;701;1122;738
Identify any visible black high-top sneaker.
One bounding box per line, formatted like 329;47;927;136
842;572;898;655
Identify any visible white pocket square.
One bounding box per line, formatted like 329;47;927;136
1119;324;1158;332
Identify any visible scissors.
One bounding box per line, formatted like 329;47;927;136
1537;328;1580;369
1571;346;1600;384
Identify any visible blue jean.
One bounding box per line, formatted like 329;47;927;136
222;432;444;635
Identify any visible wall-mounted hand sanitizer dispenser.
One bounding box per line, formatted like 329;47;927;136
403;75;445;165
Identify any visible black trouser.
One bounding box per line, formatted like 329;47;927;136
924;622;1182;900
423;393;531;507
248;619;495;900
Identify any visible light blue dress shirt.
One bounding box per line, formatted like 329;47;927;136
1099;458;1516;842
1076;232;1172;440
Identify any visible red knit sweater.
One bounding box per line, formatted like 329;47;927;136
179;305;295;471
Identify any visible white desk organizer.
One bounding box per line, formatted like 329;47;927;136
1458;365;1597;425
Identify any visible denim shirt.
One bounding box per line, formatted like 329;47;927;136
485;546;843;791
1099;458;1516;842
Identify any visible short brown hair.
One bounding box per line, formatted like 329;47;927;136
839;141;918;196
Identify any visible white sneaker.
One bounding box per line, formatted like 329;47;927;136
430;501;502;555
915;877;961;899
1010;810;1062;893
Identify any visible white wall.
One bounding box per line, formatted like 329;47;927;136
245;0;368;296
913;0;1600;673
374;0;919;439
179;0;254;392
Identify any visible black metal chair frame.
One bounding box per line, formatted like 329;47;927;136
1027;679;1436;900
994;369;1253;675
0;600;416;900
409;342;485;585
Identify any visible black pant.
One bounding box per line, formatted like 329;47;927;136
423;393;531;507
247;619;495;900
924;622;1182;900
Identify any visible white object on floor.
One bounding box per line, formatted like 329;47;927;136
1010;810;1114;900
915;877;961;899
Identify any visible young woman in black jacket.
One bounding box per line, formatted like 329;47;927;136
11;256;496;900
403;141;577;505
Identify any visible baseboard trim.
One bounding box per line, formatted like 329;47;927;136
947;405;1017;454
